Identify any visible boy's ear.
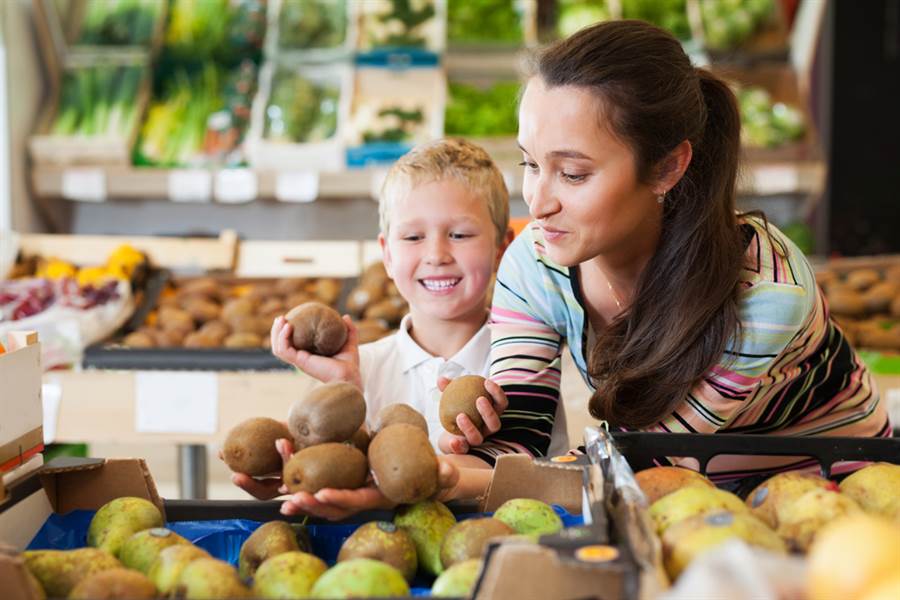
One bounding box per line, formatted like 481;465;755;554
378;233;393;279
495;227;515;266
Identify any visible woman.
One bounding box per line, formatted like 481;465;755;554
457;20;890;482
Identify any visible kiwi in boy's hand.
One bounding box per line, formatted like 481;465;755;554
223;417;291;476
369;424;439;504
440;375;488;436
288;382;367;448
282;443;368;494
285;301;348;356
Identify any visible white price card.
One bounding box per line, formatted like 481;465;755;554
61;168;106;202
275;171;320;203
215;168;257;203
753;165;800;195
134;372;218;434
41;379;62;444
168;169;212;203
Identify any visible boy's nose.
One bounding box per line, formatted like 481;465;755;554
424;238;452;264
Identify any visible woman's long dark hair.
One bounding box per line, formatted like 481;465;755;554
535;20;746;429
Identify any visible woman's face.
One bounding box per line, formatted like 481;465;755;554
518;77;662;268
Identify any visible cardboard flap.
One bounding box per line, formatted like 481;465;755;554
475;542;626;600
482;455;584;514
39;458;164;518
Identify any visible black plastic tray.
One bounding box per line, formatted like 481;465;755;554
610;431;900;478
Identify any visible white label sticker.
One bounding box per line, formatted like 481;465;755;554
215;169;257;203
135;372;218;434
275;171;320;203
753;165;799;195
41;380;62;444
168;169;212;203
61;169;106;202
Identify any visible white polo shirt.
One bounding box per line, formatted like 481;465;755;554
359;314;569;456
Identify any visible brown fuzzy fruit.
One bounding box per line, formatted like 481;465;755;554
375;404;428;436
286;302;348;356
182;331;219;348
827;288;868;317
288;382;366;448
348;427;371;454
223;417;291;476
369;424;439;504
314;278;343;305
440;375;488;436
845;269;881;291
282;443;368;494
346;284;385;317
224;332;263;348
123;331;155;348
356;319;391;343
182;297;220;323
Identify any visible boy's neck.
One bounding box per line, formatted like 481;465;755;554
405;307;488;360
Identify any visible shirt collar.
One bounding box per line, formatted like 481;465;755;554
396;312;492;374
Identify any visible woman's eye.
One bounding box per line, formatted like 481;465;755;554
518;161;538;172
562;172;587;183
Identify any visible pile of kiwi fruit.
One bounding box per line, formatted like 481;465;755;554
345;262;408;344
121;276;344;350
818;264;900;350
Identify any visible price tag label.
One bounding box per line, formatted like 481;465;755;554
61;168;106;202
168;169;212;203
135;372;218;434
275;171;320;203
753;165;799;195
215;169;257;203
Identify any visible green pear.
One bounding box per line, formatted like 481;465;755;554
493;498;563;538
311;558;409;599
87;497;164;557
775;488;862;551
147;544;209;596
239;521;302;580
175;557;250;599
252;551;327;599
394;500;456;575
432;558;482;597
840;462;900;520
118;527;190;574
662;511;786;579
440;518;514;568
338;521;417;581
649;486;747;534
23;548;120;598
68;567;157;599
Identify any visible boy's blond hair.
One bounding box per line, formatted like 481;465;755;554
379;138;510;246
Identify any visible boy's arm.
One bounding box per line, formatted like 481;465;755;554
271;314;363;389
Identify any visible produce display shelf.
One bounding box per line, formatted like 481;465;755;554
81;346;290;371
31;157;824;202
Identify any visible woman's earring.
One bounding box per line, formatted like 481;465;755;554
657;192;666;204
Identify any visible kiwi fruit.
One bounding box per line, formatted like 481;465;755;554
224;332;263;348
275;278;308;296
337;521;418;582
158;307;195;333
178;277;219;298
288;381;367;448
375;404;428;436
283;443;368;494
222;298;256;322
369;424;439;504
440;518;514;568
150;328;183;347
183;331;219;348
123;331;155;348
348;427;371;454
845;268;881;291
286;302;348;356
347;284;386;317
857;323;900;350
69;568;157;600
314;278;343;305
863;281;897;313
182;297;220;323
891;295;900;318
223;417;291;476
199;319;231;340
440;375;488;436
826;288;868;317
365;298;406;326
356;319;391;344
361;262;390;288
258;298;285;317
885;265;900;284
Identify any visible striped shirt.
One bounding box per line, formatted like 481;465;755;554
472;216;891;479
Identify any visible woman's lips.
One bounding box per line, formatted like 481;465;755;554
541;226;568;242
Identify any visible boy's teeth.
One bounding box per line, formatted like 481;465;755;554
422;278;460;291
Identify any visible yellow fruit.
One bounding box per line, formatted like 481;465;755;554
36;259;76;279
746;471;835;529
840;463;900;520
774;488;862;552
860;573;900;600
806;514;900;600
76;266;113;287
649;486;746;535
634;466;713;504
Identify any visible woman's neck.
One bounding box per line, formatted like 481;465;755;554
406;307;488;360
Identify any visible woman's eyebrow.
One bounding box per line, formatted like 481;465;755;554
516;141;592;161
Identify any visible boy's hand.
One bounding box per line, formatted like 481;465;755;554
222;437;294;500
279;458;461;521
437;377;508;455
270;314;363;389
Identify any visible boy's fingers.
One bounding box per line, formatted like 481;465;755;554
450;436;470;454
456;414;484;446
476;396;501;434
485;379;508;413
342;315;359;349
275;438;294;463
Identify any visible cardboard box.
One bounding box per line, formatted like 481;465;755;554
0;332;43;475
0;452;663;600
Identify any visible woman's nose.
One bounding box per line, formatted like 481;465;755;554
527;177;560;220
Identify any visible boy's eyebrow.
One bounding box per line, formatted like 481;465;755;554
517;141;592;160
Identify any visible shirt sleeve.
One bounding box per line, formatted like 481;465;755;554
469;231;565;465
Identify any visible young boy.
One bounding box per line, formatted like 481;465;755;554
232;139;569;518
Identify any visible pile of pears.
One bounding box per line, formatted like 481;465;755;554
635;460;900;588
16;493;565;598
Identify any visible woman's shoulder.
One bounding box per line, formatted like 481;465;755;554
738;214;817;291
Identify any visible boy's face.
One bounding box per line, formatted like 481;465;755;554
380;178;501;324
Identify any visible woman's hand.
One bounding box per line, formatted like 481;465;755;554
222;438;294;500
438;377;508;455
279;457;462;521
270;314;363;388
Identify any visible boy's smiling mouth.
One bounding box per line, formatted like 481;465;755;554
420;277;461;292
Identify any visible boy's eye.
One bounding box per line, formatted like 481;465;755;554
449;232;473;240
401;234;422;241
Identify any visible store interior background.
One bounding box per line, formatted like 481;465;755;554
0;0;898;499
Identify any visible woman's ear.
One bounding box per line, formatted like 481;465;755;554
379;233;393;279
655;140;693;195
